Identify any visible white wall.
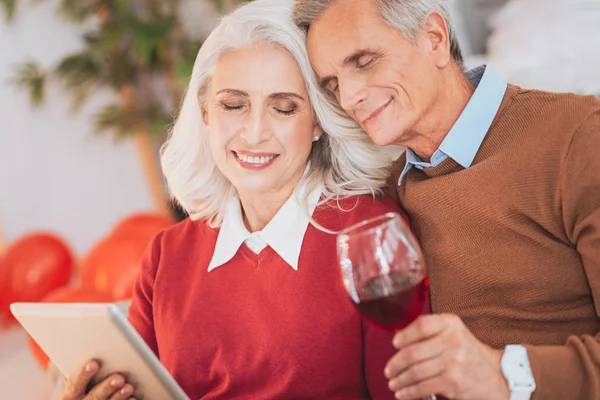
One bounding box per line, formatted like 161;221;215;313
0;3;225;398
0;2;158;397
0;326;54;399
0;0;155;256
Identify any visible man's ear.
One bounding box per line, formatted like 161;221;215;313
420;11;452;68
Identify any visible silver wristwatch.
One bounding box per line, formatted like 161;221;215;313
500;345;536;400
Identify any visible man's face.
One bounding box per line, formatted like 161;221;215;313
306;0;448;147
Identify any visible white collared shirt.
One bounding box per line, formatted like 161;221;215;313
398;65;508;184
207;182;323;272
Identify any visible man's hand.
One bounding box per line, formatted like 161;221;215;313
385;314;510;400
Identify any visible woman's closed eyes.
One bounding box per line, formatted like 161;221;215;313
217;99;298;116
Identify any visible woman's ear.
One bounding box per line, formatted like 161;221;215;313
312;123;323;142
201;107;209;126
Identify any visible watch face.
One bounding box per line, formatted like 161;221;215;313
501;346;536;392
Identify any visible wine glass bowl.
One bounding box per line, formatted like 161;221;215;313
337;212;429;331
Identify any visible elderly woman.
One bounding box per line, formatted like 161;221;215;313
58;1;407;399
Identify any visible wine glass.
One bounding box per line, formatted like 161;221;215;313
337;212;436;400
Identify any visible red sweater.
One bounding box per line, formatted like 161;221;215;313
128;195;405;399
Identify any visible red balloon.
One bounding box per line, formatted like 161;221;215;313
0;257;11;328
80;235;147;299
0;256;6;311
79;213;173;301
0;233;74;319
43;285;115;303
112;266;140;301
28;287;113;370
111;213;175;243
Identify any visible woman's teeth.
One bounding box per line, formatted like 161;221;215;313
237;153;275;164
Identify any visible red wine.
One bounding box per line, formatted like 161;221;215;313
354;272;429;331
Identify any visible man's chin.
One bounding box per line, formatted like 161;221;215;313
365;127;397;147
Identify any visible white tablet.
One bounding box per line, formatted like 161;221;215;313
10;302;190;400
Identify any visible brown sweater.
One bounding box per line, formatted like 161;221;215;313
391;84;600;399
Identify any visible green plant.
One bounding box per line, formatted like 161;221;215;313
3;0;243;141
3;0;247;214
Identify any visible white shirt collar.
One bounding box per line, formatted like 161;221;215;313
207;182;323;272
397;65;508;184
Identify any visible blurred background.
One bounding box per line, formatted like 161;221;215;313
0;0;598;398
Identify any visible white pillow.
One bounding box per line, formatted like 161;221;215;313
485;0;600;95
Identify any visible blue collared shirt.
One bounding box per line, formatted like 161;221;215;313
398;65;508;184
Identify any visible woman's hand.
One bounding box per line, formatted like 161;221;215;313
58;359;136;400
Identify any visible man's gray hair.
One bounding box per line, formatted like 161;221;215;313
293;0;464;68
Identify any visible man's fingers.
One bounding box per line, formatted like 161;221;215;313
393;375;443;400
385;334;447;379
388;356;445;392
392;314;455;349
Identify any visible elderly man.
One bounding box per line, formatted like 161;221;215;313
293;1;600;399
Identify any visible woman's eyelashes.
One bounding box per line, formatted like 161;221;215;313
217;99;298;116
221;102;245;111
273;102;297;116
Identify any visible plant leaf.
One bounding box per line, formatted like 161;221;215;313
93;103;138;140
58;0;106;22
83;29;123;53
143;106;172;140
11;62;47;107
173;56;194;90
1;0;17;21
54;51;103;110
105;53;136;88
129;14;173;66
55;51;102;87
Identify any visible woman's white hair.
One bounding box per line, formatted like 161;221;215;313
161;0;392;227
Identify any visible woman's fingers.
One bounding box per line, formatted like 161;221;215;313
108;383;136;400
59;359;135;400
83;373;127;400
60;360;100;400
